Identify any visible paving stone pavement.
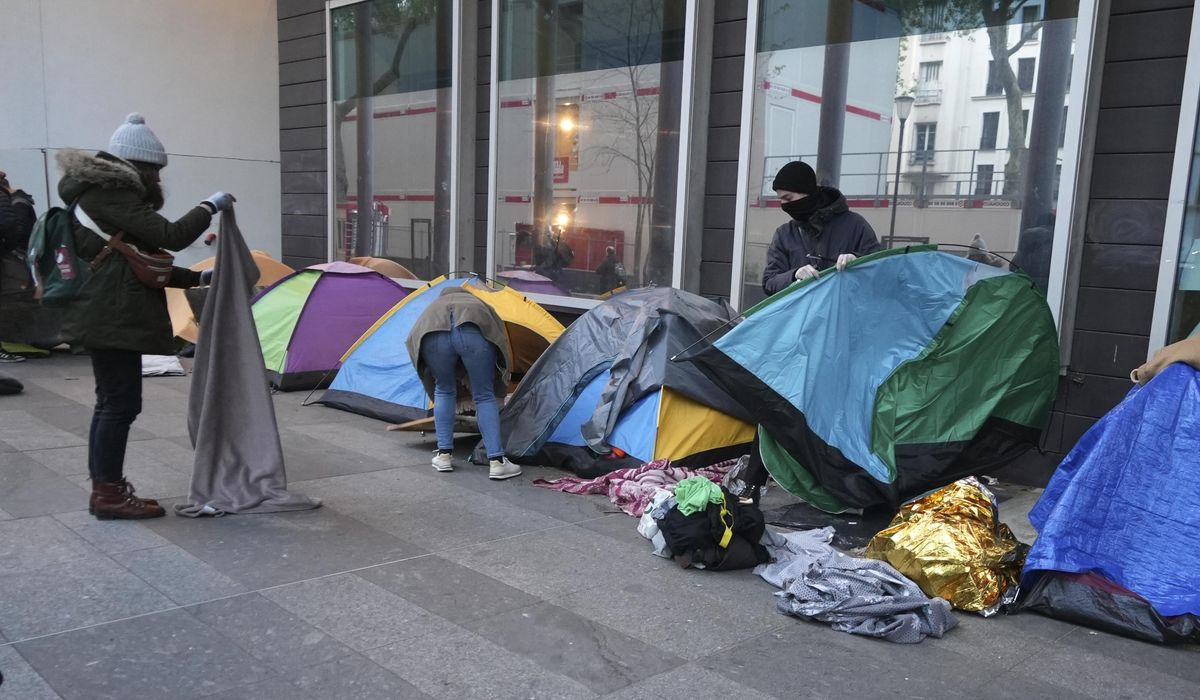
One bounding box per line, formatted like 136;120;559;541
0;354;1197;699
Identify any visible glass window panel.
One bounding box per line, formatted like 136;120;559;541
986;60;1003;95
975;164;995;195
1018;57;1036;91
919;60;942;83
330;0;453;279
493;0;686;299
980;111;999;149
739;0;1081;307
1167;103;1200;343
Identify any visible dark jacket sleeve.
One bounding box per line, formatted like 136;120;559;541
851;214;883;256
762;224;798;295
9;192;36;252
0;189;16;254
168;266;203;288
77;188;212;252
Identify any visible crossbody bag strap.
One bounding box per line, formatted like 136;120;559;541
74;203;124;272
73;203;113;243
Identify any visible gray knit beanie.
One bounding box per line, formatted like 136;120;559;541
108;113;168;167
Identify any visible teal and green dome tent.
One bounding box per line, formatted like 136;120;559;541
683;247;1059;512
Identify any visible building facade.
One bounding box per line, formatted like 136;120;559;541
2;0;283;268
278;0;1198;484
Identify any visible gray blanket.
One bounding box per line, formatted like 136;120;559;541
176;209;320;517
756;527;956;643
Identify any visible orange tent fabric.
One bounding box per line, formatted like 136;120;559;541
167;251;294;343
349;256;417;279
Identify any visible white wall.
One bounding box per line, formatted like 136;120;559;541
0;0;281;267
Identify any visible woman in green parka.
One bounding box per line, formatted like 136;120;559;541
58;113;234;520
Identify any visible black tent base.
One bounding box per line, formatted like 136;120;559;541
761;501;896;550
1019;571;1200;644
268;369;337;392
318;388;428;424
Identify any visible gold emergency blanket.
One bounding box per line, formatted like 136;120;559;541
865;478;1028;612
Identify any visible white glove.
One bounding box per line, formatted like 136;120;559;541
204;192;236;212
836;253;857;272
794;265;820;281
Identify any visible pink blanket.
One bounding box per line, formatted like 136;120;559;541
533;458;739;516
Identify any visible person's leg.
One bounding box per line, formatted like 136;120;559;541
89;349;142;483
452;324;520;480
87;349;162;518
420;331;459;466
451;324;504;458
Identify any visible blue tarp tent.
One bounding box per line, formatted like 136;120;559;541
1020;363;1200;643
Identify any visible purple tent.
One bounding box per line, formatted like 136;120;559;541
498;269;569;296
252;261;409;390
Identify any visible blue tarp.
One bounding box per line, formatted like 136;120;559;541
715;251;1006;482
1023;363;1200;618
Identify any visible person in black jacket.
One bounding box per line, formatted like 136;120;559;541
761;161;882;296
0;170;38;363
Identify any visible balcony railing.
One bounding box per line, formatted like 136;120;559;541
909;149;935;165
913;87;943;105
761;147;1046;207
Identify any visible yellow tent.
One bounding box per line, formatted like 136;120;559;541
320;277;564;423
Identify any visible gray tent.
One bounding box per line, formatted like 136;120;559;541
500;287;753;476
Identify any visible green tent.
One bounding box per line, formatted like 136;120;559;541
685;247;1059;512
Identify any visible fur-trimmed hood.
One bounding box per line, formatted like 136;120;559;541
56;148;145;203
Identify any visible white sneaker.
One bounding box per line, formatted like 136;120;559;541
432;452;454;472
488;457;521;481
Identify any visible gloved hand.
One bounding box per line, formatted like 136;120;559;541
203;192;236;212
794;265;820;281
199;269;214;286
836;253;857;272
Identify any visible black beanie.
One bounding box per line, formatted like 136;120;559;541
772;160;817;195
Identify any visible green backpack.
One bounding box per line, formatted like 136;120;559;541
26;202;92;306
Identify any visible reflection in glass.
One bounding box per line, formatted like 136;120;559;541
330;0;452;279
741;1;1080;307
1168;119;1200;343
493;0;685;298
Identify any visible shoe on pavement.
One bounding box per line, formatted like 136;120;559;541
432;452;454;472
488;457;521;481
0;350;26;363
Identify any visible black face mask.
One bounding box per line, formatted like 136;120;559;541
781;195;822;223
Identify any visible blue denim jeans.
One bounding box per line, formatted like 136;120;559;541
419;322;504;459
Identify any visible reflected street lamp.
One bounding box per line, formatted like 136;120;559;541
887;95;915;249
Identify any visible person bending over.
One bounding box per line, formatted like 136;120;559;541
406;286;521;480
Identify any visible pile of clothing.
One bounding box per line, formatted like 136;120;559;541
638;476;769;571
534;458;739;516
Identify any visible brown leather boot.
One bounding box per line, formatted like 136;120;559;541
88;479;159;515
90;480;166;520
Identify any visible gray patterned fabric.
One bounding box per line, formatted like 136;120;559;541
756;527;957;643
175;210;320;517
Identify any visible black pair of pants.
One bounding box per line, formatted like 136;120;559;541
88;349;142;483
